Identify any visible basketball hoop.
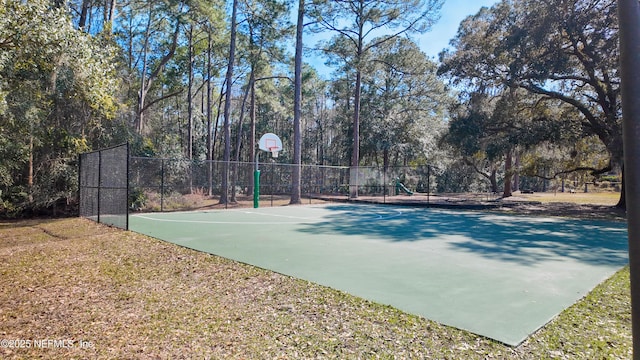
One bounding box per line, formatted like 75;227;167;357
255;133;283;209
259;133;283;158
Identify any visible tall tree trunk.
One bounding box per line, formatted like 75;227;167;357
291;0;304;204
248;78;256;196
108;0;116;24
220;0;239;204
137;13;180;134
503;150;513;198
78;0;90;30
618;1;640;352
383;148;389;173
617;166;626;208
137;3;152;133
317;94;325;165
187;24;194;160
350;9;365;198
350;69;362;199
489;168;498;193
231;72;254;202
127;16;134;69
513;151;520;192
207;27;213;196
213;85;225;159
187;25;194;193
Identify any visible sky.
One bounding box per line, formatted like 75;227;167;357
305;0;499;78
418;0;499;59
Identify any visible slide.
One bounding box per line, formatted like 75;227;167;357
395;179;414;196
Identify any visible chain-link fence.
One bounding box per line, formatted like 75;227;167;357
128;158;501;212
80;145;619;217
79;144;504;216
350;165;500;202
129;158;351;211
351;166;435;196
79;143;129;229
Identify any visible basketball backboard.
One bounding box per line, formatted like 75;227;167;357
258;133;283;158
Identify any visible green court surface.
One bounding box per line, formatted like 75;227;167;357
129;204;628;346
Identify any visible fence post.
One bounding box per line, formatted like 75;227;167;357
161;159;165;212
126;143;130;230
350;166;359;199
77;154;82;216
427;165;431;205
97;150;101;224
383;166;386;203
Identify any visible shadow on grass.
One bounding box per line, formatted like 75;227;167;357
298;204;628;267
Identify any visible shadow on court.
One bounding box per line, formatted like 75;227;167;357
298;205;628;267
130;204;628;346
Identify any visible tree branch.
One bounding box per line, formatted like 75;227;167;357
144;20;181;93
534;164;612;180
463;157;493;181
256;75;293;83
141;89;183;113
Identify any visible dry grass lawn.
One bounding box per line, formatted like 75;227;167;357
0;201;631;359
516;191;621;206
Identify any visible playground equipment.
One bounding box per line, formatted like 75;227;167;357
395;178;414;196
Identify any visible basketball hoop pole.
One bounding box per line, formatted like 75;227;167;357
256;133;282;208
254;150;260;208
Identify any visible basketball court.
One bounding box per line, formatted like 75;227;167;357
129;203;628;346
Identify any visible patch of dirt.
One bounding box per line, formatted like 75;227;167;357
132;191;627;223
494;201;626;222
315;193;627;222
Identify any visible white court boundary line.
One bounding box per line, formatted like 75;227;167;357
131;214;306;225
131;204;405;225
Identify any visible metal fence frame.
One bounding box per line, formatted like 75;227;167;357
128;158;497;212
78;143;129;230
80;145;506;218
129;157;352;211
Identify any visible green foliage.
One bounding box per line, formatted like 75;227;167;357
600;175;620;183
129;188;148;211
0;0;120;216
439;0;622;200
359;37;450;166
518;135;611;185
434;160;484;193
310;0;445;168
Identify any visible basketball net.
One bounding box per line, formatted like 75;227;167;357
269;147;279;158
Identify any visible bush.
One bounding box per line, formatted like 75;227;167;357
129;188;147;211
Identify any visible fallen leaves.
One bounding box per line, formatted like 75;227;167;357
0;217;632;359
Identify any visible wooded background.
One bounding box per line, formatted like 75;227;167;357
0;0;624;215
